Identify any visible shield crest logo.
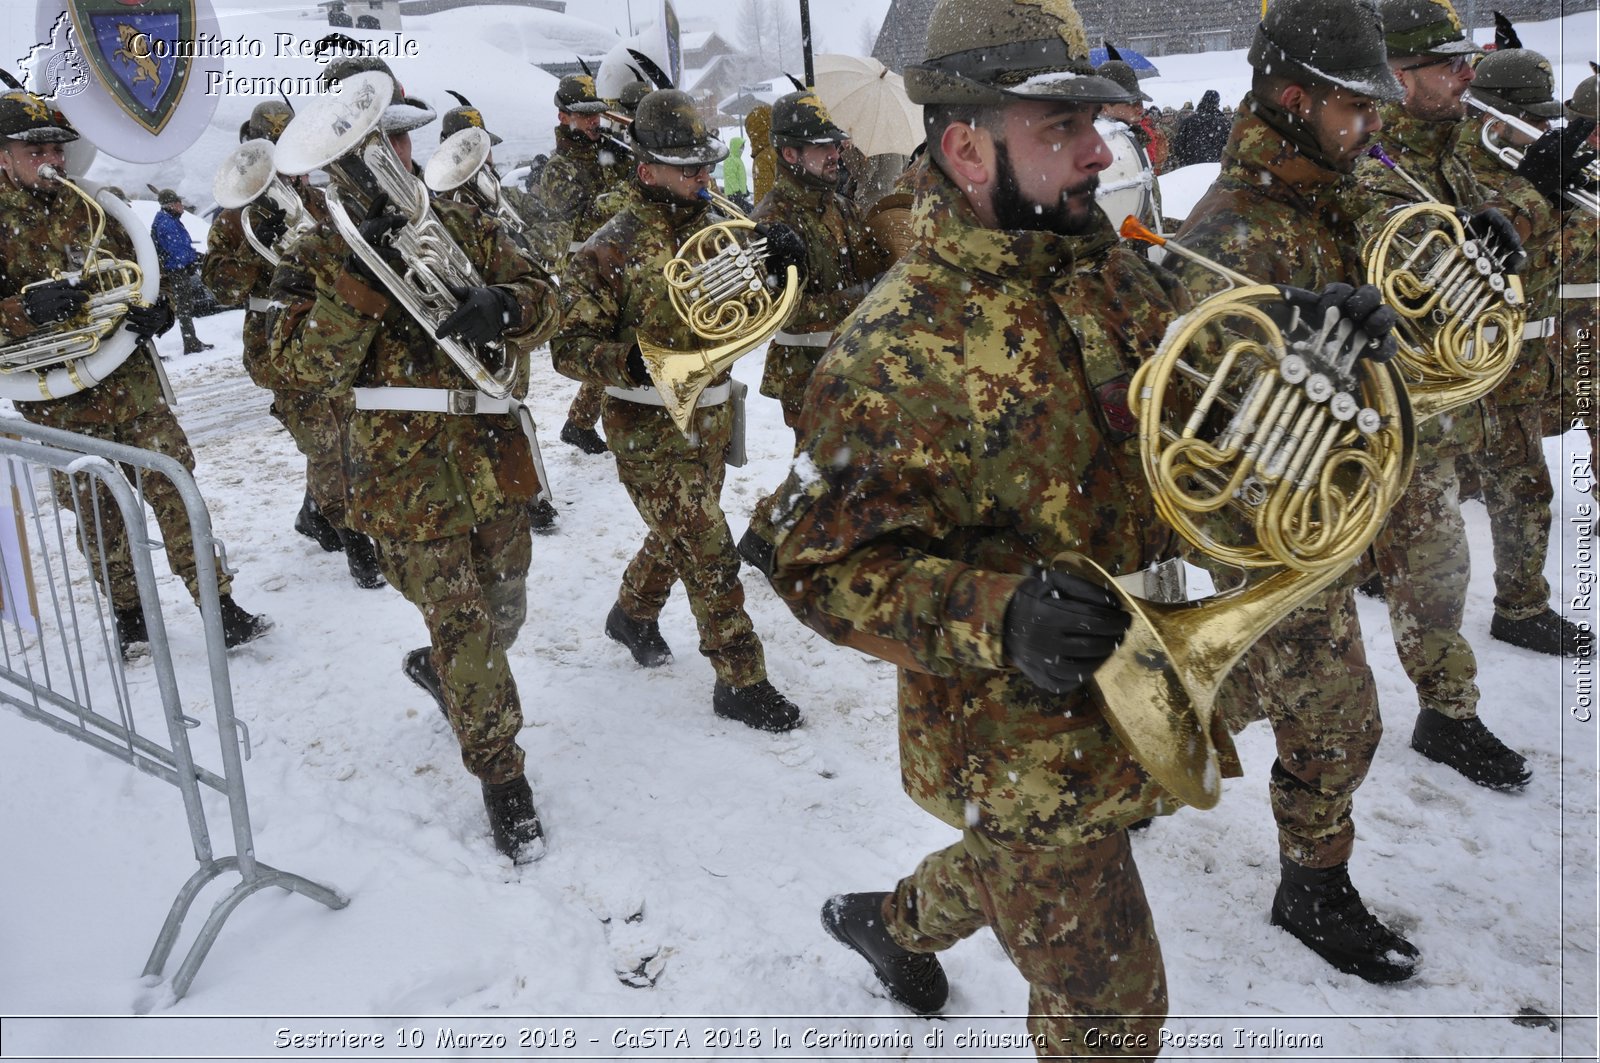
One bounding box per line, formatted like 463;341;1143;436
67;0;196;135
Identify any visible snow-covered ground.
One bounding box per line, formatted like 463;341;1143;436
2;7;1598;1062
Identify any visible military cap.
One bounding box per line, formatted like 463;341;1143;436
770;90;850;148
630;88;728;166
555;74;608;115
1378;0;1481;58
243;100;293;143
441;104;503;145
1470;48;1563;119
0;90;78;143
1569;72;1599;121
154;187;186;207
1096;60;1151;102
1250;0;1403;101
318;56;436;134
616;80;652;117
905;0;1132;106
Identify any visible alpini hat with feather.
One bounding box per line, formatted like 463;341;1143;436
1249;0;1404;101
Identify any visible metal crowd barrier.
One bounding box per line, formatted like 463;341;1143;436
0;416;346;1002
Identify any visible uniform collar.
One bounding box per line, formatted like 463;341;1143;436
1377;103;1462;159
773;163;833;207
912;161;1075;286
1223;108;1349;205
555;124;601;160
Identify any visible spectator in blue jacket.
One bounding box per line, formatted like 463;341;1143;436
149;188;212;354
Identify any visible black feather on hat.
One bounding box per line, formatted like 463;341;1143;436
1493;11;1522;50
627;49;675;90
1105;41;1125;62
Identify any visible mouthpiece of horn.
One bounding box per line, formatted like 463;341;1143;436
1119;214;1165;246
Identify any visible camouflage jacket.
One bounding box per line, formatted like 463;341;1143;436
551;181;734;464
1559;205;1597;425
203;185;328;387
768;162;1207;847
0;173;167;426
1349;106;1556;457
753;165;894;337
537;126;628;258
1455;118;1560;408
266;199;559;541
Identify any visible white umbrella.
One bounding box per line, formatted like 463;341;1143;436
811;53;922;158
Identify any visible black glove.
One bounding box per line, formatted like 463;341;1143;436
21;279;88;326
345;192;406;287
1516;119;1598;204
1461;206;1527;275
435;283;521;346
253;202;288;250
1276;282;1399;365
124;297;175;340
624;343;650;386
755;221;807;282
1002;569;1131;696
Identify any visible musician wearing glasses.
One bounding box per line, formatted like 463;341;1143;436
268;66;561;865
1345;0;1551;791
1453;47;1596;659
552;88;807;735
0;92;272;656
1169;0;1423;984
204;102;384;593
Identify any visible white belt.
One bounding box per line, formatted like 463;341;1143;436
604;381;731;407
773;329;833;348
246;296;274;313
1560;283;1599;300
567;241;585;254
352;387;516;415
1477;316;1557;343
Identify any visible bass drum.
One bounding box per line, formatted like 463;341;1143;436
1094;119;1163;235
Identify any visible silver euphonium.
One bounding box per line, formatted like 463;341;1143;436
273;70;518;400
212;139;317;267
424;127;528;237
1464;92;1599;218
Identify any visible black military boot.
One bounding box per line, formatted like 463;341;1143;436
736;527;775;576
560;421;608;455
114;605;149;660
713;678;803;732
604;603;672;667
293;492;344;552
337;528;386;589
218;595;272;648
821;892;949;1015
1270;857;1419;984
403;646;448;719
1411;708;1532;790
1490;608;1595;659
483;775;546;864
528;497;559;535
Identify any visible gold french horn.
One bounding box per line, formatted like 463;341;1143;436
1059;217;1415;810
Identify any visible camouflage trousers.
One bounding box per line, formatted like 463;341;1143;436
614;449;766;687
374;509;532;785
759;343;821;431
1459;403;1553;621
272;389;351;528
33;407;231;612
566;382;604;430
886;828;1165;1060
1371;454;1480;720
1217;581;1381;868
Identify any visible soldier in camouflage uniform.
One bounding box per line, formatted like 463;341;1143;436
552;89;806;734
204;101;384;591
541;74;628;458
764;0;1268;1049
268;72;560;864
1454;48;1595;657
1558;73;1599;464
0;92;271;656
1173;0;1420;983
1347;0;1569;790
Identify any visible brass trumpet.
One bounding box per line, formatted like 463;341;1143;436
1465;91;1599;218
636;188;801;434
1363;144;1526;417
1065;218;1415;810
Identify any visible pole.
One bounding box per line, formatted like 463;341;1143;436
798;0;815;87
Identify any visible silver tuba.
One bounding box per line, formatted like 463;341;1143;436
212;139;318;267
424;127;529;238
273;71;518;400
0;168;159;402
